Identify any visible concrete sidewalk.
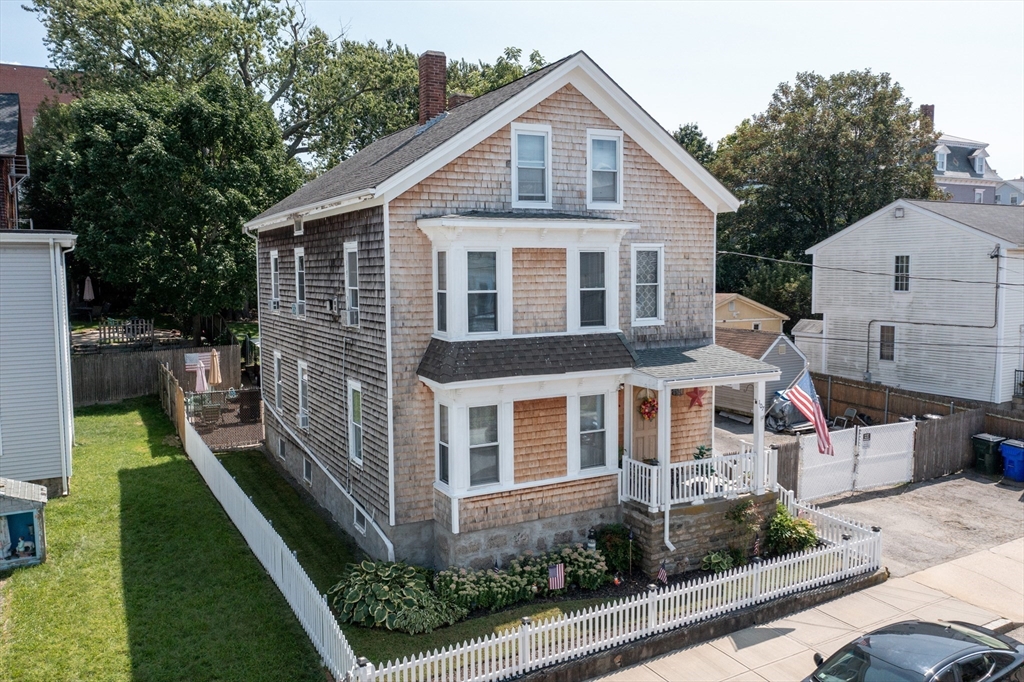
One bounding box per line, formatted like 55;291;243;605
599;538;1023;682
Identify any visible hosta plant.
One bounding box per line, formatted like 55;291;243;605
701;550;735;573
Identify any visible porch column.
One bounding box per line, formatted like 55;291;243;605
659;385;676;551
753;379;766;495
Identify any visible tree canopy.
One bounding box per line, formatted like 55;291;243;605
447;47;546;98
711;69;940;325
26;78;301;339
672;123;716;168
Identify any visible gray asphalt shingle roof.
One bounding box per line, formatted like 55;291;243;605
417;333;635;384
0;93;21;157
253;54;578;222
907;200;1024;246
632;344;780;382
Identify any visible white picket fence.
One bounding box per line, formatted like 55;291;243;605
621;449;778;510
181;422;357;679
368;495;880;682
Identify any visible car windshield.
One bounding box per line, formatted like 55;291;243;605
814;642;926;682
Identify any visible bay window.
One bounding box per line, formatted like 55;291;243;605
467;251;497;333
436;251;448;333
437;404;450;485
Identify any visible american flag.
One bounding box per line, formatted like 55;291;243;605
548;563;565;590
785;371;834;456
657;562;668;584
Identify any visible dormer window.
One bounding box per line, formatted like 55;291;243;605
975;156;985;174
935;152;946;172
511;123;552;208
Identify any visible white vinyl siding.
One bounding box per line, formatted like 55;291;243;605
0;242;70;482
894;255;910;292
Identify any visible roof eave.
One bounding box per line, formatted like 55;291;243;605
244;190;379;233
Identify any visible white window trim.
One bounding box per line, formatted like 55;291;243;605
631;243;665;327
353;506;367;535
293;215;304;236
752;323;761;331
511;122;553;209
270;250;280;307
894;255;911;293
975;157;985;174
466;249;501;337
573;392;613;473
348;379;363;466
974;189;985;203
343;241;359;327
567;247;618;333
434;248;449;336
302;457;312;484
586;129;624;210
297;360;309;429
278;437;286;461
879;325;897;363
467;402;503;489
436;401;452;491
294;247;306;316
273;351;283;413
936;152;946;172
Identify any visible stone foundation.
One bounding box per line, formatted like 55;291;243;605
31;477;65;498
433;504;621;570
623;491;778;575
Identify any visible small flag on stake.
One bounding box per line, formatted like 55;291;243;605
493;559;500;574
548;563;565;590
657;561;668;584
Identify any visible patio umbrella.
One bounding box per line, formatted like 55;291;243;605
208;349;222;386
83;277;95;302
195;359;209;393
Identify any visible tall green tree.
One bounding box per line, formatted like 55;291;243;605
672;123;716;168
711;69;940;325
27;78;302;340
447;47;546;97
28;0;419;170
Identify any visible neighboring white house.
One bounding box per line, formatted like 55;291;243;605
792;318;824;374
806;200;1024;405
0;230;76;496
996;178;1024;206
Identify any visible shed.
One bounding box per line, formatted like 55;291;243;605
714;328;807;417
0;477;47;568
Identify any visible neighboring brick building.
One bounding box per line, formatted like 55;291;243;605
245;51;781;569
0;94;28;229
0;63;76;136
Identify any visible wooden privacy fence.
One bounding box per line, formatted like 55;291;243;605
72;344;240;407
810;372;978;425
97;318;155;345
775;441;800;492
913;409;986;481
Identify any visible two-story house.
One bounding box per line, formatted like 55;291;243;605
244;51;780;569
806;199;1024;405
923;105;1004;204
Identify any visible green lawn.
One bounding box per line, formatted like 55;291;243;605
227;321;259;341
0;399;325;682
218;450;611;666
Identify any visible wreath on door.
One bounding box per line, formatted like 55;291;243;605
637;389;658;421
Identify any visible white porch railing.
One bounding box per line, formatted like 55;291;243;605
620;448;778;510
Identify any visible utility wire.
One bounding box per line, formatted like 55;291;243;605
717;251;1024;287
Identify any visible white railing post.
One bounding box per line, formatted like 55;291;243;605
753;441;766;496
871;526;882;570
354;657;374;682
645;583;658;635
841;533;851;577
767;446;778;491
518;616;532;674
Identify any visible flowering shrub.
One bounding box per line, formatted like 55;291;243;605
638;396;658;421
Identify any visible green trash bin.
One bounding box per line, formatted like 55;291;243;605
972;433;1006;475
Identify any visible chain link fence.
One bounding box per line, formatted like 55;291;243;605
185;388;264;450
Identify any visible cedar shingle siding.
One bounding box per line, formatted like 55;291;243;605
258;206;390;522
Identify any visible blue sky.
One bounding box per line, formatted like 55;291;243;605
3;0;1023;179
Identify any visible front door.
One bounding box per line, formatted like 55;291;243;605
632;389;658;462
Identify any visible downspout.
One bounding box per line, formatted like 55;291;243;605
864;247;1002;381
48;238;71;494
660;385;676;552
383;202;396;528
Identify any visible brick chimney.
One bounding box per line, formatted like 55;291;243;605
920;104;935;129
447;92;473;110
418;51;447;125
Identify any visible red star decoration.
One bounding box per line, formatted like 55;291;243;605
685;387;707;408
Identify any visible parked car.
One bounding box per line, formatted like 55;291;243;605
804;621;1024;682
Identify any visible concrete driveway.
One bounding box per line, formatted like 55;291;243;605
817;471;1024;577
599;539;1024;682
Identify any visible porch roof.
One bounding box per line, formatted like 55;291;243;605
630;343;780;387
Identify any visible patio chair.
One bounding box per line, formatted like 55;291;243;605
833;408;858;429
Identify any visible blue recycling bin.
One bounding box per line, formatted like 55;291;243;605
1001;439;1024;483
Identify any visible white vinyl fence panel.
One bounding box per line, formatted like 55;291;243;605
798;421;916;501
182;422;356;679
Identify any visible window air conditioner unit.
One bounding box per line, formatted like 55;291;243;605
347;309;359;326
292;301;305;316
299;410;309;429
269;299;280;311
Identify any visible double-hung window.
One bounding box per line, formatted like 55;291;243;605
436;251;448;333
273;351;282;412
469;405;499;486
975;156;985;174
974;189;985;203
270;250;280;310
511;123;551;208
437;404;449;485
467;251;497;333
935;152;946;172
349;381;363;463
894;255;910;292
580;395;606;470
580;252;606;327
587;130;623;209
294;248;305;316
632;245;664;325
879;325;895;362
344;242;359;326
297;360;309;429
